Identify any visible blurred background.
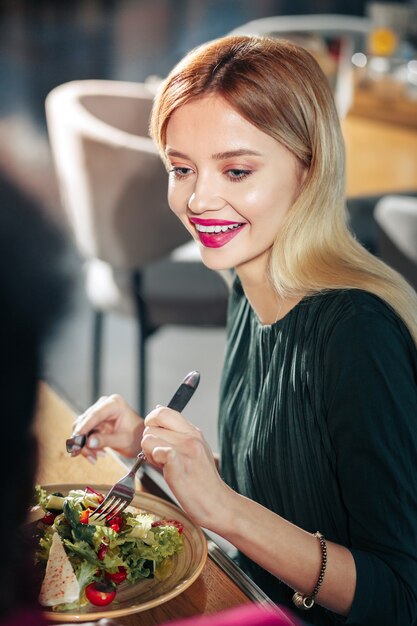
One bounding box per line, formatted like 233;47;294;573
1;0;416;452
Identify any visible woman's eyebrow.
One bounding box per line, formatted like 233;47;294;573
165;148;188;159
212;149;262;160
165;148;262;160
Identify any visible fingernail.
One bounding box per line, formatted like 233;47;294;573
96;450;107;458
88;436;100;449
86;455;97;464
156;404;162;408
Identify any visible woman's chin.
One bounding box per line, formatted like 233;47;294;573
199;248;236;272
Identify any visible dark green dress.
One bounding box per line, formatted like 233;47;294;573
219;278;417;626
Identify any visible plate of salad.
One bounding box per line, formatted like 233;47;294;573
31;483;207;622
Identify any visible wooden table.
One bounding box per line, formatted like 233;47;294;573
342;114;417;197
34;383;276;625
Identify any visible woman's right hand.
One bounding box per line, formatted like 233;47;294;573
70;394;144;460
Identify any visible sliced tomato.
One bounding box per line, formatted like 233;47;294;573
85;582;116;606
151;519;184;534
105;566;127;585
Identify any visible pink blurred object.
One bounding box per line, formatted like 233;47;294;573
161;604;301;626
0;606;48;626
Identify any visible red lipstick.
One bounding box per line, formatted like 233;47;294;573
189;217;246;249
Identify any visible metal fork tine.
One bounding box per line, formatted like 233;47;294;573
104;496;120;512
92;494;129;523
91;452;147;521
101;497;124;519
90;496;112;519
106;500;129;522
99;498;124;521
93;496;121;522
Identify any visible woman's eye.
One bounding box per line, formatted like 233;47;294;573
226;169;252;181
170;166;192;179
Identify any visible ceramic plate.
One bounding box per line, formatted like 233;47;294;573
34;483;207;622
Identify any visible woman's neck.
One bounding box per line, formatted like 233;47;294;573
236;265;304;326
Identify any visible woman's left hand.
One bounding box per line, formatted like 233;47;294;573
141;407;231;529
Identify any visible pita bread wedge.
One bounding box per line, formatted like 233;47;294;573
39;532;80;607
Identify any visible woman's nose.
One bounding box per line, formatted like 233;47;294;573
187;179;225;214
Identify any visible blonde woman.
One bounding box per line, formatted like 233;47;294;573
72;36;417;626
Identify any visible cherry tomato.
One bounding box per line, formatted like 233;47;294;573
151;519;184;534
85;582;116;606
105;566;127;585
41;512;57;525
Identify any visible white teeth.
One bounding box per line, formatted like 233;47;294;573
195;223;242;233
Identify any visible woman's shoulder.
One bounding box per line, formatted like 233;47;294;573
312;289;417;363
308;288;406;329
336;288;396;315
310;287;391;313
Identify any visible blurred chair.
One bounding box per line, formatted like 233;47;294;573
45;80;228;415
374;195;417;290
229;14;371;119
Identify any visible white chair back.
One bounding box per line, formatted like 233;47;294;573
228;15;371;119
45;80;190;270
374;195;417;264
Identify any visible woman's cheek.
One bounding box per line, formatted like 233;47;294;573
168;193;196;237
168;183;185;217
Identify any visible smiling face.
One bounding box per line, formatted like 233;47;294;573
165;95;306;282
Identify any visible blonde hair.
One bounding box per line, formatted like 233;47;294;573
150;35;417;344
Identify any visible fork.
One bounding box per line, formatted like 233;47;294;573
90;370;200;522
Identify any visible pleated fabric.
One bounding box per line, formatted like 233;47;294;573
218;278;417;626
